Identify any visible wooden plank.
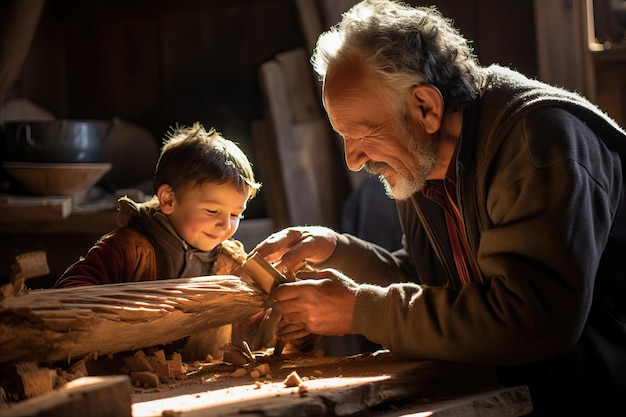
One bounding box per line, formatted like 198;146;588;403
2;376;132;417
292;119;344;227
274;48;320;123
250;120;290;229
258;59;306;226
0;209;118;234
0;195;73;222
0;276;265;364
259;57;346;227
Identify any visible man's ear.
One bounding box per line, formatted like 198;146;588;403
408;84;444;133
157;184;175;214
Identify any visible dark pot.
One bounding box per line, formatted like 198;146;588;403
0;119;112;163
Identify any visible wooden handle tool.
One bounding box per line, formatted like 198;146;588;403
242;252;288;294
242;253;288;356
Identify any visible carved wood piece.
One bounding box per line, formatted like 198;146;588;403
0;276;265;364
242;252;287;294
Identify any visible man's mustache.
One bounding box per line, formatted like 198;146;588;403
364;160;393;175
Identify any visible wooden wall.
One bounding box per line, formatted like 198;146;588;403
16;1;538;217
17;0;309;218
1;0;538;287
19;0;538;125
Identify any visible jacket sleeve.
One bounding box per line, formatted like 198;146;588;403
319;233;416;286
347;108;623;365
54;227;157;287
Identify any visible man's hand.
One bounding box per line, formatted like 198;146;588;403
251;226;339;273
271;269;357;336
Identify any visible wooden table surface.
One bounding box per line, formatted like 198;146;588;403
129;353;531;417
3;353;532;417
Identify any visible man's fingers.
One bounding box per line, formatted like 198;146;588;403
276;322;309;341
276;318;309;341
252;228;303;260
272;241;310;273
272;282;302;304
293;270;329;280
276;321;303;333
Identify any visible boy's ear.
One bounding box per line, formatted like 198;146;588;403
157;184;175;214
408;84;444;133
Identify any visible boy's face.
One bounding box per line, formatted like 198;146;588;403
158;181;249;252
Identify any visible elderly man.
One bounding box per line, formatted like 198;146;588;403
253;1;626;415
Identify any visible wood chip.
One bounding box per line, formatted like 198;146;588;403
252;363;271;377
131;371;159;388
153;349;167;364
283;370;303;387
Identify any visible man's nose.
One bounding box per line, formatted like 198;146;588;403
344;138;367;171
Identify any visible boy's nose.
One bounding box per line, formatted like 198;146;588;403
216;214;232;230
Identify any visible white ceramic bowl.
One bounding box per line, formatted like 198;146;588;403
2;162;112;203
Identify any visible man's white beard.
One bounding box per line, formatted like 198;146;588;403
382;119;438;201
381;173;419;201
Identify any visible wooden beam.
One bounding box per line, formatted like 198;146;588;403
0;276;265;364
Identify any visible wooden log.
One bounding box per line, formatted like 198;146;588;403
0;276;265;364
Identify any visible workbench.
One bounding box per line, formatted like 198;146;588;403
4;353;533;417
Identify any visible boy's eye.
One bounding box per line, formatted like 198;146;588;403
206;209;218;215
232;213;244;220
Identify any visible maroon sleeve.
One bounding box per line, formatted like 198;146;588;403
53;227;157;287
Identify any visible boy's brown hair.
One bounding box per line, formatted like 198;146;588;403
154;122;261;199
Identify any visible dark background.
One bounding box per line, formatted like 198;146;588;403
19;0;537;135
15;0;538;212
0;0;540;287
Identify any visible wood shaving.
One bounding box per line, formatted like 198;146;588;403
283;370;303;387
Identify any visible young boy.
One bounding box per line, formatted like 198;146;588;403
54;122;262;360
